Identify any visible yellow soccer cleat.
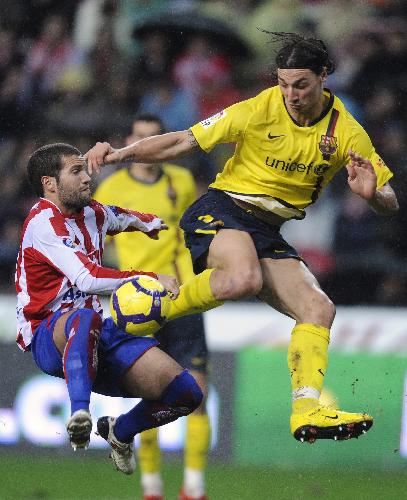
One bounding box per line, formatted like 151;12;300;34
291;405;373;443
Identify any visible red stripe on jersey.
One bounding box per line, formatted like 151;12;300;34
75;212;95;255
91;201;105;260
326;108;339;136
49;209;70;237
75;251;157;280
16;332;28;351
23;247;64;332
114;206;156;223
15;202;46;293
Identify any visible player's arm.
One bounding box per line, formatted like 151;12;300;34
346;150;399;215
84;130;199;174
99;202;168;240
32;223;159;295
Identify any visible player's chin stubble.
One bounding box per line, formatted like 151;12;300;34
58;185;92;211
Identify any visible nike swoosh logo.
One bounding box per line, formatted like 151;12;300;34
325;415;339;419
268;133;285;139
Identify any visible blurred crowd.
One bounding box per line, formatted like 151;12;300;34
0;0;407;305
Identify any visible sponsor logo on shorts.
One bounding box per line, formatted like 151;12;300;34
200;110;227;129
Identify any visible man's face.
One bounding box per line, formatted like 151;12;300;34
56;154;92;210
277;68;326;116
127;120;162;145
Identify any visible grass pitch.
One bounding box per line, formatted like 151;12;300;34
1;454;407;499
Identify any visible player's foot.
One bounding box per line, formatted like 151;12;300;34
291;405;373;443
96;416;136;475
143;496;164;500
178;489;208;500
66;409;92;451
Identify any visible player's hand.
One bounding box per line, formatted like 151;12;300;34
157;274;179;299
346;149;377;200
147;220;169;240
84;142;122;175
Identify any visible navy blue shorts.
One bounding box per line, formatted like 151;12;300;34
180;189;300;274
155;314;207;373
31;311;158;397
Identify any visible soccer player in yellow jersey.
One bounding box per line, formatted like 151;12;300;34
86;33;399;444
94;115;210;500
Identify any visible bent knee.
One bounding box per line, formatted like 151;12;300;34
173;370;203;415
221;266;263;299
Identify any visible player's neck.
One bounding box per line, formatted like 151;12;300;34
289;94;329;127
128;164;162;183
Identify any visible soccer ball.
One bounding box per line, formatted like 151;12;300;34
109;276;170;336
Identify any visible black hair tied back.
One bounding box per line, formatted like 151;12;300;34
259;30;335;76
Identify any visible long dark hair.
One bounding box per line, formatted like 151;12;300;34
261;31;335;76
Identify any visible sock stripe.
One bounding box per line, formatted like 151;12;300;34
292;387;321;401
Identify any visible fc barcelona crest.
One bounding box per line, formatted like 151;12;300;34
319;135;338;157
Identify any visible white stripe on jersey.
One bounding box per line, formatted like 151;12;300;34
16;198;161;351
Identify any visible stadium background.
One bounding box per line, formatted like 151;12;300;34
1;1;407;498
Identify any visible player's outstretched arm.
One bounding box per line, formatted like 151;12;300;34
84;130;199;174
346;150;399;215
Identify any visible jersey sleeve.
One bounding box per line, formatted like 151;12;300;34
346;129;393;189
190;97;256;152
100;202;163;237
32;221;157;295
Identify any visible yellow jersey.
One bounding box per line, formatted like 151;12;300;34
94;164;196;282
190;86;393;220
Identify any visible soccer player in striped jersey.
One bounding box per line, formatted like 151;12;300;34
95;115;210;500
85;33;399;443
16;143;203;474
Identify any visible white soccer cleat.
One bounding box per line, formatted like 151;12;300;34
66;409;92;450
96;416;136;475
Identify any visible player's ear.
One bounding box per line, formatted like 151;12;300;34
320;68;328;84
41;175;57;194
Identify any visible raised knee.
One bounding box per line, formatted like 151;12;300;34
174;370;203;415
223;267;263;299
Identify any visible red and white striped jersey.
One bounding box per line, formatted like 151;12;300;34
16;198;161;351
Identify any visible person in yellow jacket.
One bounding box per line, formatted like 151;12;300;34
95;114;209;500
87;33;399;445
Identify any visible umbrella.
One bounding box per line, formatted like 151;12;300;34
133;10;253;60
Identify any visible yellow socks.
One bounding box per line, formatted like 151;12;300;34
183;413;210;498
138;427;161;473
185;413;210;470
139;428;163;496
288;323;330;414
167;268;224;321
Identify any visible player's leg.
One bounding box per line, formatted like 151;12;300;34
169;190;265;321
180;369;210;500
157;314;210;500
259;257;373;442
95;327;203;474
31;308;102;450
168;228;263;320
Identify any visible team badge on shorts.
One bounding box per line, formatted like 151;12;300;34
200;110;227;129
319;135;338;157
